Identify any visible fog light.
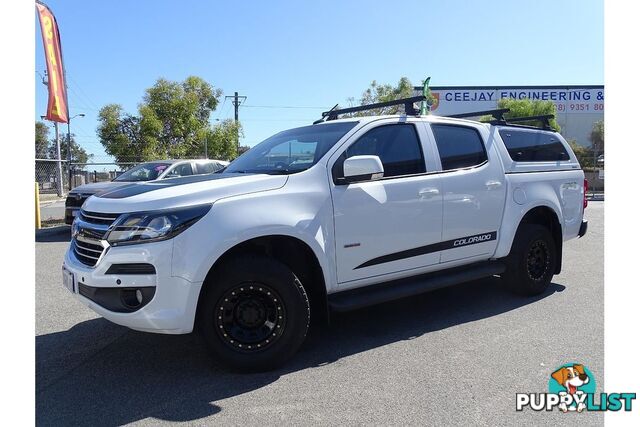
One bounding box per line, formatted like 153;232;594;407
121;289;142;308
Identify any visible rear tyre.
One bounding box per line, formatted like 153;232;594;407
199;255;310;372
502;224;556;296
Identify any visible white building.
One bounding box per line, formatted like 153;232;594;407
414;85;604;147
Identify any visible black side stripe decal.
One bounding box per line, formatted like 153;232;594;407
354;231;497;269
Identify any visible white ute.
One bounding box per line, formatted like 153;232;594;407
63;97;588;370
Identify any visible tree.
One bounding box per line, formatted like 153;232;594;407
98;76;224;162
480;98;561;131
567;139;590;168
35;121;50;158
196;119;243;160
48;133;91;165
347;77;436;116
590;120;604;153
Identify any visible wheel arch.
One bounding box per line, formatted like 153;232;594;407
196;234;330;327
507;205;563;274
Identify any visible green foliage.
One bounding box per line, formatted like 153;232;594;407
567;139;591;168
347;77;432;116
191;119;243;160
37;120;90;165
35;121;49;158
97;76;238;162
590;120;604;152
47;133;91;165
479;98;561;132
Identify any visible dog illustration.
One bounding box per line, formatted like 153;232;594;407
551;364;590;412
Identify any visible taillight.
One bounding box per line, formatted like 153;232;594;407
583;178;588;209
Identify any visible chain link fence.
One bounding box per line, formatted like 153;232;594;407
37;155;235;196
36;157;143;196
68;161;139;190
36;159;68;196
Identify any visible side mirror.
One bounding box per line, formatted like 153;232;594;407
343;155;384;183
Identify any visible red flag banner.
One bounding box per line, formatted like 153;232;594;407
36;1;69;123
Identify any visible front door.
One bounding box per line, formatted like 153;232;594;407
330;120;444;284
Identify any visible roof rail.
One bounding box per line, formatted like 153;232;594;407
491;114;555;130
316;96;426;123
446;108;510;121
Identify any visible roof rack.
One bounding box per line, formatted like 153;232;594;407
447;108;510;121
315;95;426;123
490;114;555;130
446;108;555;130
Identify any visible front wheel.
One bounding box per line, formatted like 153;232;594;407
502;224;556;296
198;255;310;372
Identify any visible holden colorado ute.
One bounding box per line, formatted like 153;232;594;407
62;97;588;371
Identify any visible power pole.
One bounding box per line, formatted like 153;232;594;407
225;91;246;154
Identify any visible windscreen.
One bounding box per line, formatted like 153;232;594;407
114;162;172;182
225;122;358;175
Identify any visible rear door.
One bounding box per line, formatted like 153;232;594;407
427;122;507;263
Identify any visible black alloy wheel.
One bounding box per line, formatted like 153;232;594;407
215;283;286;352
503;224;556;296
199;255;310;371
526;240;550;281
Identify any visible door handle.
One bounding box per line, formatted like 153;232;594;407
485;180;502;190
418;188;440;199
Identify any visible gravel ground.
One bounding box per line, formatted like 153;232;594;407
36;202;603;426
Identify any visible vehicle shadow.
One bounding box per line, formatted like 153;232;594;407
36;278;565;426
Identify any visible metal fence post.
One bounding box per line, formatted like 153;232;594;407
35;182;41;229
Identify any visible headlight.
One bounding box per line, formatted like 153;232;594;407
106;204;212;246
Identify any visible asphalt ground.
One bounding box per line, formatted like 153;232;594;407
39;200;65;222
36;201;604;426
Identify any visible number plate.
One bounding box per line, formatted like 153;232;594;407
62;267;76;293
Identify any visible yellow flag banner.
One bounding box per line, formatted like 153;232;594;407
36;1;69;123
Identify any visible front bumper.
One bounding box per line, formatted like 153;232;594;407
63;239;202;334
578;219;588;238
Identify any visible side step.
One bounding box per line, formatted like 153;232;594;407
328;261;506;312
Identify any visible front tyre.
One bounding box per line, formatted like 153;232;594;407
502;224;556;296
199;255;310;371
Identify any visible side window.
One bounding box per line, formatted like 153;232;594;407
196;162;216;174
165;163;194;178
498;129;570;162
340;124;426;178
431;124;488;171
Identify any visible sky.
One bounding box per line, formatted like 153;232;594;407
35;0;604;161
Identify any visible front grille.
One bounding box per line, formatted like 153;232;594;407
66;193;92;208
79;210;120;226
72;210;120;267
73;236;105;266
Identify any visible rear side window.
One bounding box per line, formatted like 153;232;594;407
431;124;487;171
165;163;194;178
344;124;426;178
499;129;570;162
196;162;220;174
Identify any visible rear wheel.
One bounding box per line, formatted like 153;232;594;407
502;224;556;296
199;255;310;371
